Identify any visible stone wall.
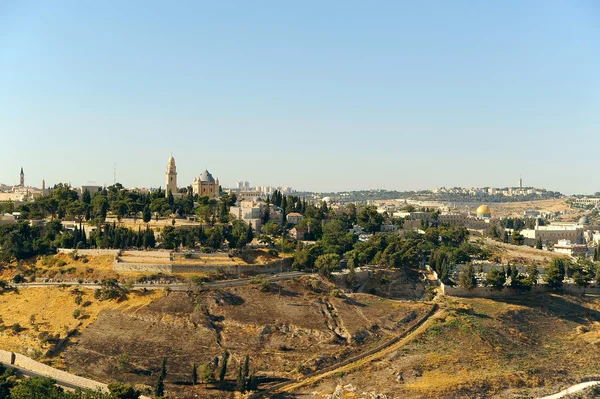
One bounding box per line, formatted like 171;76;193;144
58;248;120;257
114;258;293;275
113;263;173;273
0;349;107;392
426;265;600;298
121;250;171;258
443;284;600;298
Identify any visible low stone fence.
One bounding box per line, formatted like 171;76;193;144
58;248;120;257
120;250;171;258
444;284;600;298
426;265;600;298
172;252;231;259
0;349;107;392
114;258;293;275
113;263;172;273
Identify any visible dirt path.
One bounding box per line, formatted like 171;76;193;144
537;381;600;399
252;304;442;397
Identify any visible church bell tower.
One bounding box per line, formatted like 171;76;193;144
166;156;177;197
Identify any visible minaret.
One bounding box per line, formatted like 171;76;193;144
20;167;24;187
42;179;46;194
165;155;177;197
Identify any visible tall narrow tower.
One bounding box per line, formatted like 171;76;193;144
166;155;177;197
19;167;24;187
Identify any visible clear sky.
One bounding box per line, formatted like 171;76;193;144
1;1;599;194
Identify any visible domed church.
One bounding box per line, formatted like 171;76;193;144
476;204;492;219
193;169;220;198
165;155;220;199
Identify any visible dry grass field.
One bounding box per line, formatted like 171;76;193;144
0;287;162;359
0;253;119;282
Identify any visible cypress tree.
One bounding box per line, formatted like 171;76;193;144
236;364;244;392
218;352;229;382
192;363;198;385
511;264;518;283
160;357;167;380
154;375;164;398
143;204;151;224
243;355;250;382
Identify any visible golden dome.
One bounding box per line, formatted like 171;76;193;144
476;204;491;215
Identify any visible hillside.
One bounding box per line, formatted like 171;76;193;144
287;293;600;399
63;276;431;398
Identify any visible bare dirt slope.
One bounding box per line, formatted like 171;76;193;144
65;276;430;398
290;294;600;399
482;199;572;219
484;238;569;266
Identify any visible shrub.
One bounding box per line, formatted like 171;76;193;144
72;309;81;319
12;274;25;284
11;323;23;334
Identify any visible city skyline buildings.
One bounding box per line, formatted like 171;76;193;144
0;162;574;196
1;2;599;194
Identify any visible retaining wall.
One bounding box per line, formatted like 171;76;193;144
444;284;600;298
0;349;107;392
58;249;120;257
426;265;600;298
120;250;171;258
114;258;293;275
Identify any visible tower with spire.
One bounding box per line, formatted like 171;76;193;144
165;155;178;197
19;167;24;187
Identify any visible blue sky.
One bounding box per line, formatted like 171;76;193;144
1;1;599;193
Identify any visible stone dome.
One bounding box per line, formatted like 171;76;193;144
198;170;215;183
476;204;491;216
578;215;589;225
322;197;332;203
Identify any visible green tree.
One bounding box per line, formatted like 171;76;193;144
511;230;524;245
314;253;340;277
262;221;281;236
545;258;566;289
200;364;215;384
236;364;244;392
192;363;198;385
160;357;167;380
526;264;539;286
357;206;384;233
10;377;65;399
107;383;140;399
485;269;506;289
154;375;164;398
535;237;543;250
218;352;229;383
458;263;476;290
243;355;250;383
143;205;152;224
